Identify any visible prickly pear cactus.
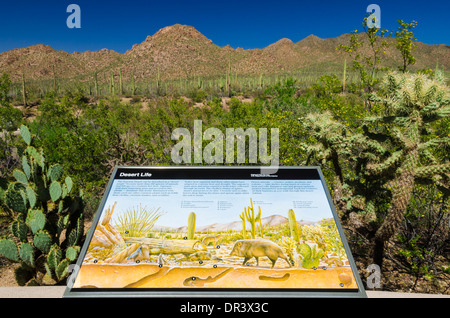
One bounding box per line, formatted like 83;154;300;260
298;243;324;269
0;125;85;286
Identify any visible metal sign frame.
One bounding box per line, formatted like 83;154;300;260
64;166;367;298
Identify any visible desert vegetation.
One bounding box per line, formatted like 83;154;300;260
0;17;449;293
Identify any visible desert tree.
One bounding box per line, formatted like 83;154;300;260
337;14;391;108
395;20;418;73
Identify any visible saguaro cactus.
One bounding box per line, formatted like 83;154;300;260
21;73;27;107
94;72;99;96
187;212;196;240
119;68;123;95
342;59;347;93
244;198;261;239
288;209;301;243
239;212;247;239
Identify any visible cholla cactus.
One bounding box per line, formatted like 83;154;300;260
304;72;449;268
369;73;449;242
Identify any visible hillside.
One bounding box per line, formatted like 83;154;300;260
0;24;448;83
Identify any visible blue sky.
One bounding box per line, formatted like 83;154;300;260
0;0;448;53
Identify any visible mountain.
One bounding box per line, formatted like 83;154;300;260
0;24;448;83
152;214;316;233
0;44;122;82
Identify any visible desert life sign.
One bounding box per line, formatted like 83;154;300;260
65;167;365;297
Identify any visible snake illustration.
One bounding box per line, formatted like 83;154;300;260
125;266;172;288
183;267;232;287
258;273;290;281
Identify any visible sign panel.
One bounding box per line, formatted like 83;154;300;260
64;166;366;297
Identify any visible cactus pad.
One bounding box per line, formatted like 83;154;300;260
49;181;62;202
47;244;62;270
22;156;31;180
66;246;80;261
19;242;35;268
5;188;27;213
0;238;20;262
11;219;28;242
55;258;70;281
26;185;37;208
47;164;63;182
26;209;46;234
19;124;31;145
33;230;52;253
65;176;73;193
13;169;28;184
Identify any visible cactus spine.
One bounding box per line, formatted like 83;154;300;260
187;212;196;240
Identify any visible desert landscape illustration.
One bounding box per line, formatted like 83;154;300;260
74;199;357;289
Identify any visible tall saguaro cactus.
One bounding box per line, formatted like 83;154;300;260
239;212;247;239
187;212;196;240
288;209;301;243
304;72;449;269
21;73;27;107
244;198;262;239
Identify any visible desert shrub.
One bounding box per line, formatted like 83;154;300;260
394;184;449;285
187;88;208;103
264;77;300;112
311;74;343;97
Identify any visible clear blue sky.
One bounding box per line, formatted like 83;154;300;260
0;0;448;53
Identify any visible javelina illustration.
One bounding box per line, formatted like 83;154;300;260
229;239;292;268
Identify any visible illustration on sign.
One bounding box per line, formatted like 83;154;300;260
71;168;358;291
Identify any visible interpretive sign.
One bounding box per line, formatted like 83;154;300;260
64;166;366;297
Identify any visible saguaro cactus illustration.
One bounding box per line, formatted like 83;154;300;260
244;198;261;239
288;209;301;243
239;212;247;239
187;212;196;240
